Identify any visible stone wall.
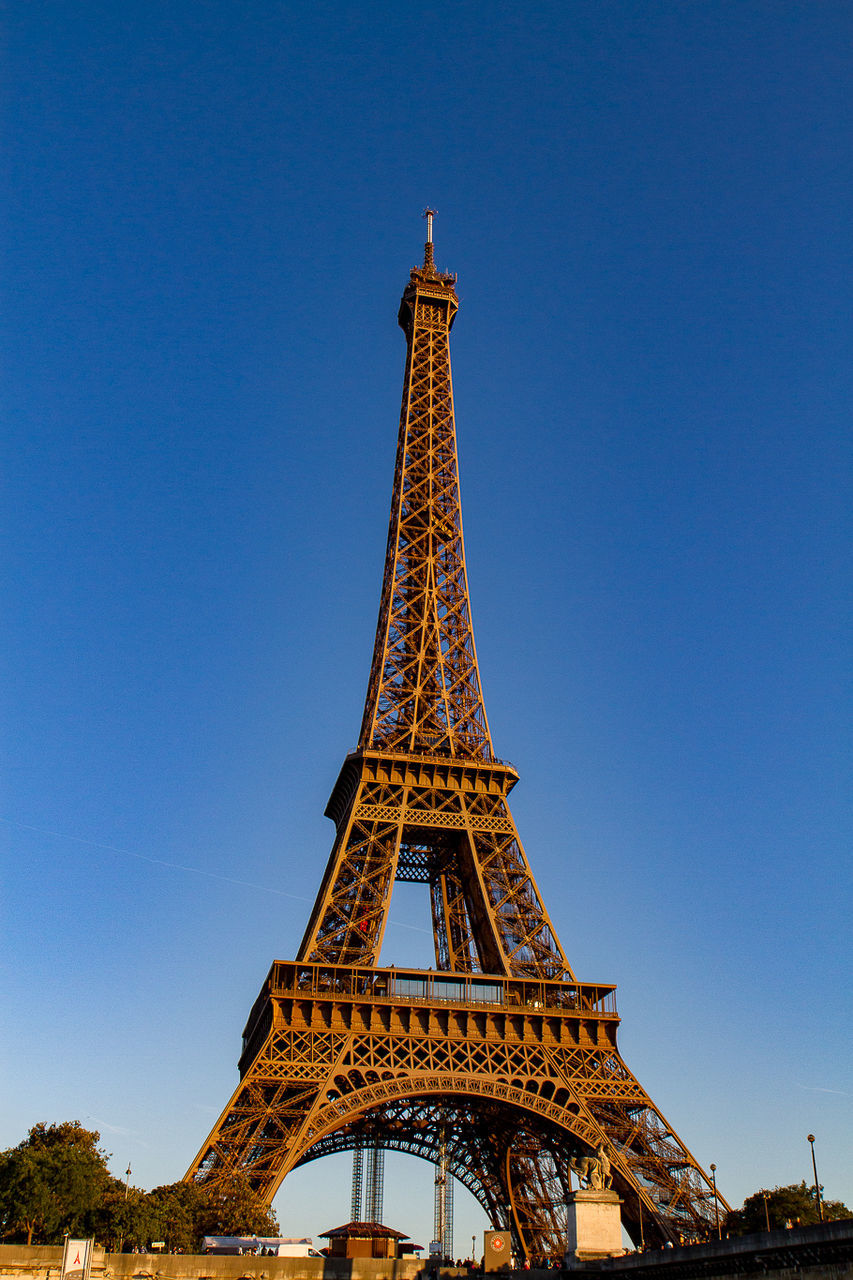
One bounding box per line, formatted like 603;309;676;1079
2;1224;851;1280
0;1248;435;1280
590;1220;853;1279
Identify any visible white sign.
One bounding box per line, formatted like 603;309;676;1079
61;1239;93;1280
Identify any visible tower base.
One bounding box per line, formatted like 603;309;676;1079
564;1189;624;1265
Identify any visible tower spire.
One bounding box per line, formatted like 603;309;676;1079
423;206;436;272
359;232;487;762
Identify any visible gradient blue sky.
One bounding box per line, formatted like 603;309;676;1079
2;0;851;1251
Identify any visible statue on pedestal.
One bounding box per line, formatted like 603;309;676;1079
570;1144;613;1191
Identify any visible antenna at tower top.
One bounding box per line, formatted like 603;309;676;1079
423;207;437;270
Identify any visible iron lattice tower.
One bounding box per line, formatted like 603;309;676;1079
434;1123;454;1259
365;1144;385;1223
350;1143;384;1224
350;1146;364;1222
186;216;727;1257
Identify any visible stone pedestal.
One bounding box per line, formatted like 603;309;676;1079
564;1189;624;1265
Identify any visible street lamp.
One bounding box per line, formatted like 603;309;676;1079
124;1164;132;1201
807;1135;824;1223
709;1165;721;1240
762;1192;770;1232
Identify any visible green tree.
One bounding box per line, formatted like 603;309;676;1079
726;1182;853;1235
148;1182;211;1253
0;1123;114;1244
198;1174;279;1241
0;1122;280;1254
0;1146;57;1245
148;1177;278;1252
92;1187;158;1253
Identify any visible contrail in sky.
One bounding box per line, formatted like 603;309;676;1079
1;816;313;900
0;815;431;932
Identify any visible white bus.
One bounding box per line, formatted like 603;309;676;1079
202;1237;321;1257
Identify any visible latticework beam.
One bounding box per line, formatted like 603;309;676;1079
186;222;726;1258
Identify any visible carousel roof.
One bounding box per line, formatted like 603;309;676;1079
319;1222;409;1240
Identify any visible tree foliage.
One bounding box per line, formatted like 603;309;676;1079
0;1123;114;1244
149;1176;278;1251
197;1174;279;1242
0;1122;278;1252
147;1182;210;1253
726;1181;853;1234
91;1188;158;1253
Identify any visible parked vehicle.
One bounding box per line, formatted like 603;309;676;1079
202;1237;320;1257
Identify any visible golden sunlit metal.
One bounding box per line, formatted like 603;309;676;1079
185;223;727;1256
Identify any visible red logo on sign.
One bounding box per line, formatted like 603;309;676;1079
492;1237;505;1252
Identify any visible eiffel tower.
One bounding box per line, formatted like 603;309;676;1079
186;214;726;1256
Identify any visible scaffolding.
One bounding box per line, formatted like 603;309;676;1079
365;1143;384;1223
434;1126;454;1259
351;1147;364;1221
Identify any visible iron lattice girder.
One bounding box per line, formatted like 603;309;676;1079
314;1100;568;1258
360;267;490;761
306;1101;552;1248
297;749;570;980
186;238;728;1257
186;960;721;1252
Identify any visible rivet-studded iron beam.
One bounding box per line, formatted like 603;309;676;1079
185;219;729;1257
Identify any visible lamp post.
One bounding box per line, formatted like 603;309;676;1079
807;1135;824;1222
762;1192;771;1232
709;1165;721;1240
124;1164;132;1200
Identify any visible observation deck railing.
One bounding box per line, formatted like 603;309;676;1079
239;960;618;1071
265;960;615;1015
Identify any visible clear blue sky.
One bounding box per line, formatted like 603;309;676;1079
2;0;851;1251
